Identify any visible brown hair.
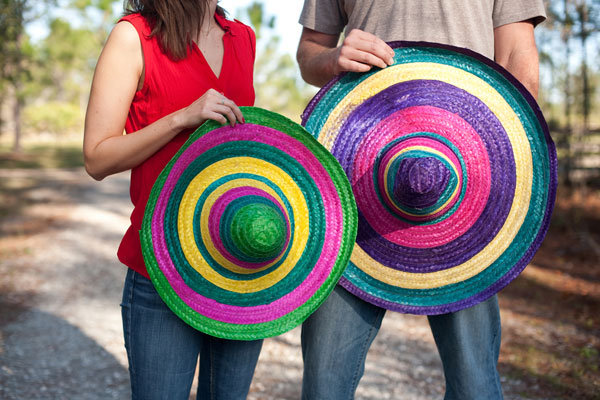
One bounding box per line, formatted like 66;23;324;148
123;0;226;61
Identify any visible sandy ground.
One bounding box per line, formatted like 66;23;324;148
0;168;551;399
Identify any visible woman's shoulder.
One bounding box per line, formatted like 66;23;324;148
119;12;142;23
119;12;153;34
110;17;144;48
230;18;254;35
217;14;255;42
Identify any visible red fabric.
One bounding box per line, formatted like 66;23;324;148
117;13;256;278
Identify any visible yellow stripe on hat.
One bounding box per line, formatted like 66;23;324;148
197;178;288;274
178;157;310;293
320;62;532;289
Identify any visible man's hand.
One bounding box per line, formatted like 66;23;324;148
297;28;394;87
333;29;395;75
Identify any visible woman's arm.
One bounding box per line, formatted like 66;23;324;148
83;21;243;181
296;28;394;87
494;21;540;100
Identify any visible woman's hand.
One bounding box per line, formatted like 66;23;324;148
173;88;245;129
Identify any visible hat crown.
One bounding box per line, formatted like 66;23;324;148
230;203;286;261
392;157;450;210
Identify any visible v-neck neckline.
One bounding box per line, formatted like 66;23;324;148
193;14;230;82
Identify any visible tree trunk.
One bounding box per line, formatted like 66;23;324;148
562;0;574;186
580;35;590;135
0;92;4;141
11;32;24;154
563;42;573;186
12;82;23;153
576;1;591;188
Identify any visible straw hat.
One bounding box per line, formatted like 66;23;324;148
141;107;357;339
302;42;557;315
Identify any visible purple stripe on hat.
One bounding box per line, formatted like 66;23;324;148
301;75;344;124
333;80;515;272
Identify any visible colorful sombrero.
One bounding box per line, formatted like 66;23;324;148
141;107;357;340
302;42;557;315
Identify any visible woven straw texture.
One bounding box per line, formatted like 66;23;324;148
141;107;357;340
302;41;557;315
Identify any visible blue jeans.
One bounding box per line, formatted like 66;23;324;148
301;285;502;400
121;269;263;400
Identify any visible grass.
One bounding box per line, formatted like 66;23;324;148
0;143;84;169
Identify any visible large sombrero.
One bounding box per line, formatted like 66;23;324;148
141;107;357;339
301;42;557;315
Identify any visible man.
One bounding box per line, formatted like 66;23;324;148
296;1;546;399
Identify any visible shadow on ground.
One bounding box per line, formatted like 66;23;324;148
0;309;130;400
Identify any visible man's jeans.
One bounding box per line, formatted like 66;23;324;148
120;269;263;400
301;285;503;400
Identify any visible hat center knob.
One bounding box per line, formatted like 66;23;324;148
392;157;450;210
231;203;286;260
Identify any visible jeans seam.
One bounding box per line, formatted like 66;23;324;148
209;343;215;400
492;315;503;398
347;308;384;399
125;270;137;399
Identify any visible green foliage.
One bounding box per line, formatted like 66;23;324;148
243;2;316;121
0;0;60;150
36;17;100;102
71;0;114;11
68;0;120;37
23;101;82;136
0;142;83;169
0;0;116;147
540;0;600;121
246;1;275;39
539;0;600;185
0;0;28;84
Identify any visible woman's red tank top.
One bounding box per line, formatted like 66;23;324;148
117;13;256;278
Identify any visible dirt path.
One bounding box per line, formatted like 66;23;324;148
0;167;574;399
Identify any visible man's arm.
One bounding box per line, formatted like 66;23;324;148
297;28;395;87
494;21;540;99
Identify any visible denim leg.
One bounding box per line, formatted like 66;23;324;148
197;335;263;400
121;269;263;400
427;295;503;400
301;285;386;400
121;269;200;400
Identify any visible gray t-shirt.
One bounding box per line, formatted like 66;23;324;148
299;0;546;59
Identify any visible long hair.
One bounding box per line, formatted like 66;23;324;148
123;1;226;61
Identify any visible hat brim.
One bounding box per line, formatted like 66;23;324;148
141;107;357;339
302;41;557;315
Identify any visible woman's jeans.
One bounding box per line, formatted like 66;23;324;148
301;285;503;400
121;269;263;400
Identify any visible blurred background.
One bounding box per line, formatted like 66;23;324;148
0;0;599;399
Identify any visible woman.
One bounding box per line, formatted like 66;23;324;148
83;1;262;398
